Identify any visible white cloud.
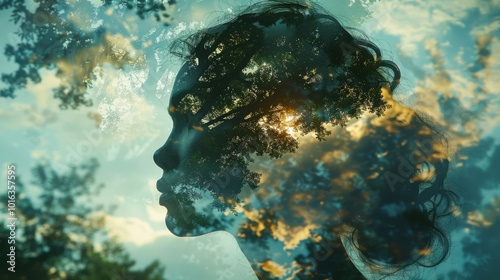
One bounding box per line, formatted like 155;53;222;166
471;18;500;37
146;205;166;223
363;0;495;54
81;65;164;161
100;212;172;246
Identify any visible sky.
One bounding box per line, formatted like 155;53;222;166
0;0;499;279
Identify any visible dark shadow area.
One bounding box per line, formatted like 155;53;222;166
153;1;458;279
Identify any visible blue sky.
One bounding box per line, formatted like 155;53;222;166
1;0;499;279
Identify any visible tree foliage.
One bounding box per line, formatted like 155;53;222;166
0;0;175;109
155;3;400;234
0;159;167;279
153;4;459;279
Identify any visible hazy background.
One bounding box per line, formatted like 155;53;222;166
1;0;499;279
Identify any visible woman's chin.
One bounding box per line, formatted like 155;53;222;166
165;214;208;237
164;215;186;236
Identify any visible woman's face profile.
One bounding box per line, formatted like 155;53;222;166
153;61;246;236
152;2;456;278
153;52;304;236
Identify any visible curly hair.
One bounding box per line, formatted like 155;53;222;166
168;0;401;133
164;0;457;274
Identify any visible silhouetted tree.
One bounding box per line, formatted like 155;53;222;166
0;159;167;279
155;2;401;232
153;3;457;280
0;0;175;108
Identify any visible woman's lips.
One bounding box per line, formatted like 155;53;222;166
157;179;177;207
159;193;170;207
156;179;168;193
157;171;183;208
156;169;181;193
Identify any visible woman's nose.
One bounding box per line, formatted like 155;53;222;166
153;138;180;172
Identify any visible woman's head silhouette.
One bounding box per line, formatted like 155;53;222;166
154;1;457;278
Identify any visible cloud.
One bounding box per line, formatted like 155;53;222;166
257;260;288;278
363;0;498;54
471;18;500;37
272;221;319;250
96;211;172;246
147;205;167;223
79;66;164;161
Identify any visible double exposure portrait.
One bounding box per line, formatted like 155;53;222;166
1;0;499;280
